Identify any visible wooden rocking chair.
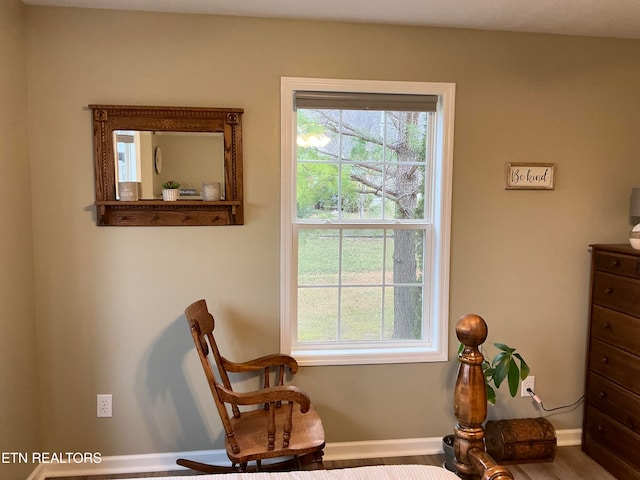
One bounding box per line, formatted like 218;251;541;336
177;299;325;473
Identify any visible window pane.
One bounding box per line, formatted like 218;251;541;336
296;110;337;155
340;287;383;341
384;164;426;220
384;111;430;163
341;229;384;285
384;286;423;340
298;229;339;285
385;229;425;284
339;163;381;220
296;163;339;219
340;110;385;162
298;287;338;342
297;108;429;222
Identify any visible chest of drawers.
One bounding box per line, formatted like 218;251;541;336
583;244;640;480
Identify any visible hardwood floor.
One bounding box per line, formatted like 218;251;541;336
50;446;617;480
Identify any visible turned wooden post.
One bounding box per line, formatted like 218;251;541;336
454;314;514;480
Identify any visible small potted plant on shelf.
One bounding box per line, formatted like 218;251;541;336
161;180;180;201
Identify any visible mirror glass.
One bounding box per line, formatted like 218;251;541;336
114;130;224;200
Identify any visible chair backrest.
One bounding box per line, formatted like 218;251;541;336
185;299;239;440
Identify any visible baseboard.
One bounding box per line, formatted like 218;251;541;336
26;428;582;480
323;437;445;460
556;428;582;447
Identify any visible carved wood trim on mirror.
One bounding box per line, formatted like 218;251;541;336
90;105;244;226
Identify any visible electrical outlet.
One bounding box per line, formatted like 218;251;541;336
97;394;112;417
521;376;535;397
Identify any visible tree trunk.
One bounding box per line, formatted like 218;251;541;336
391;112;422;339
392;228;418;339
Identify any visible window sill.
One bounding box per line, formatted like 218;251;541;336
289;344;448;366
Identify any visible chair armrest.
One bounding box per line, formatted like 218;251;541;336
216;384;311;412
221;354;299;374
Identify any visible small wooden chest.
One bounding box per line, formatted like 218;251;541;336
485;418;557;464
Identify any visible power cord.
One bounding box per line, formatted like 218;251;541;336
526;387;584;412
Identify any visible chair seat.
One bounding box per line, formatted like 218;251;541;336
228;404;325;463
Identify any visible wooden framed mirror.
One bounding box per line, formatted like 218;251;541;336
90;105;244;226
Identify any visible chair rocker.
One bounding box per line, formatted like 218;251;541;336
177;299;325;473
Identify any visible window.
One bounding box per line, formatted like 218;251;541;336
115;131;140;182
280;77;455;366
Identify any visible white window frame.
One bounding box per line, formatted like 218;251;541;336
280;77;455;366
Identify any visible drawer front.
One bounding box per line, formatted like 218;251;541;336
583;429;640;480
594;249;640;279
589;339;640;396
591;305;640;355
592;272;640;317
586;372;640;436
584;405;640;472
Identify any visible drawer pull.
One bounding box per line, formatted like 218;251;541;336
595;425;604;433
611;259;620;267
598;391;607;399
602;357;609;364
604;287;613;295
602;322;611;329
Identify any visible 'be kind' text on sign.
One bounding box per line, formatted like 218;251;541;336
505;163;555;190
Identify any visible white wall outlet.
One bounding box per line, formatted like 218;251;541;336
97;394;112;417
521;376;535;397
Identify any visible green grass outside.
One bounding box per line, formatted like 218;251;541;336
297;230;418;342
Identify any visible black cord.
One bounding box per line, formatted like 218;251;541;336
526;388;584;412
541;396;584;412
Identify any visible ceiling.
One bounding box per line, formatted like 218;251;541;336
22;0;640;40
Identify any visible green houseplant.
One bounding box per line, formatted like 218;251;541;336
456;340;529;405
480;342;530;405
161;180;181;202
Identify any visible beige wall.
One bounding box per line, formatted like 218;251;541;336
18;4;640;460
0;1;39;479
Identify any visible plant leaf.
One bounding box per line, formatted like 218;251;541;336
508;361;520;397
514;353;530;380
494;343;515;354
482;361;492;374
486;384;496;405
492;351;508;367
492;356;510;388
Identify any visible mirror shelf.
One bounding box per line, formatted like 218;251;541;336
90;104;244;227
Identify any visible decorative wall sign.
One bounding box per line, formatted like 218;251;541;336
505;163;555;190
